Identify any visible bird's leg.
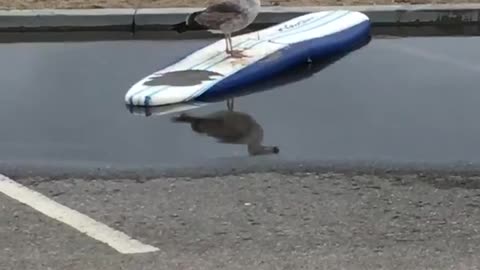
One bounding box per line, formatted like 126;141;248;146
228;34;233;51
225;35;230;53
227;34;247;58
226;33;235;54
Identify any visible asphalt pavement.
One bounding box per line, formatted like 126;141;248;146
3;172;480;270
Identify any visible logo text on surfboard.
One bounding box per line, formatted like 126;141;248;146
278;17;315;32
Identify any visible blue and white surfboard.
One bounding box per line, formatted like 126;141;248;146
125;10;371;107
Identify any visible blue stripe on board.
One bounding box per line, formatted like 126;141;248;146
194;20;371;101
147;11;352;102
128;11;338;104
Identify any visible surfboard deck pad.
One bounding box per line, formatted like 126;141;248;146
125;10;371;107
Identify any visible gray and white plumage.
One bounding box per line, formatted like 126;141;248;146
171;0;260;34
170;0;261;56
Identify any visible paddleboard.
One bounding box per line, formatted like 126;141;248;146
125;10;371;107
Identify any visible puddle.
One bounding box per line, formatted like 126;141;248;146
2;36;480;169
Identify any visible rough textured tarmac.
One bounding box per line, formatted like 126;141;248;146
3;172;480;269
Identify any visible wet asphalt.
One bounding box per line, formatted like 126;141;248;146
1;34;480;177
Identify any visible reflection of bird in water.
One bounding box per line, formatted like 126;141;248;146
169;0;261;58
171;110;279;156
227;98;234;111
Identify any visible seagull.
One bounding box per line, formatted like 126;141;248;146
169;0;261;58
171;110;279;156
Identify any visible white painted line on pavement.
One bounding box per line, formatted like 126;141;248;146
0;174;159;254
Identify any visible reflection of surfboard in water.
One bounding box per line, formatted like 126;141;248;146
125;10;371;107
126;102;207;117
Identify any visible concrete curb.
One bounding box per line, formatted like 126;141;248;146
0;4;479;32
0;8;136;31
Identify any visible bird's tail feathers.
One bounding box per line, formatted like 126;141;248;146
169;11;207;33
169;21;189;33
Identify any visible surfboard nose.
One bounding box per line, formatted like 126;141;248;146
125;86;193;107
125;86;151;106
125;88;141;106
